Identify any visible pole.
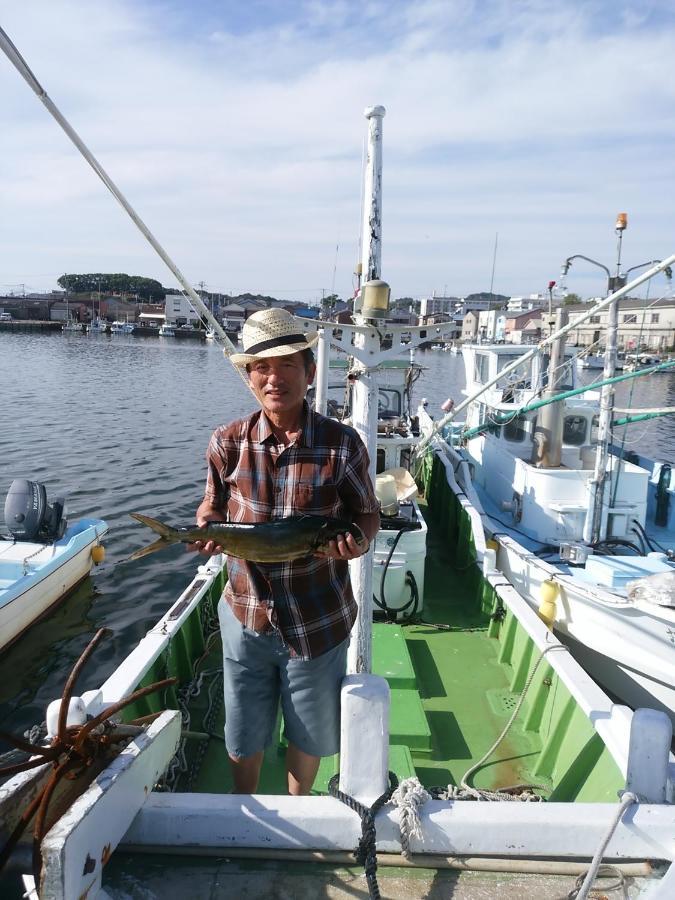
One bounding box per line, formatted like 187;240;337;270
360;106;385;283
584;217;626;543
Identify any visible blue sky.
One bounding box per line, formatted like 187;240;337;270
1;0;674;302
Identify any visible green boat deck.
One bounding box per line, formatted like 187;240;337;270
124;458;623;803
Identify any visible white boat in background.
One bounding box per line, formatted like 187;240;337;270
87;318;109;333
61;320;84;333
158;323;175;337
420;327;675;725
0;479;107;652
110;319;135;334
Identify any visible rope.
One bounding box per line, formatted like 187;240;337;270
328;772;398;899
568;792;638;900
390;777;430;859
460;644;566;800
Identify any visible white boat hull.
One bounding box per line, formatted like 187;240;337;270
496;537;675;726
0;520;108;651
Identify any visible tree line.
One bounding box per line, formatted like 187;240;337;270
57;273;166;300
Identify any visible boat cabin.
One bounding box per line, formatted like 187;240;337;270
309;357;423;474
457;344;649;546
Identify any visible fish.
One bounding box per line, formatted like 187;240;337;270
127;512;367;562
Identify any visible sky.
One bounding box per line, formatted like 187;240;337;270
1;0;675;303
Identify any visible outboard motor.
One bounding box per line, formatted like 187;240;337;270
4;479;67;541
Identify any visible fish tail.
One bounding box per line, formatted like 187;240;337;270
127;513;179;561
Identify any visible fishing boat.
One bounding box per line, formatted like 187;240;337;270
61;320;84;333
158;322;175;337
418;249;675;727
110;319;135;334
576;350;624;371
2;27;675;893
0;479;107;653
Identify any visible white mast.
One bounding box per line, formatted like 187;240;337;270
347;106;386;676
360;106;385;283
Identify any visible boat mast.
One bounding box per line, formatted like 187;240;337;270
360;106;385;283
347;106;386;676
583;213;627;543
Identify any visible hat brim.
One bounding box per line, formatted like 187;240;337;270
229;331;319;367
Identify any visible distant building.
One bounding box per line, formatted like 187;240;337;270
221;302;247;333
478;309;507;342
565;297;675;351
507;295;542;312
419;295;461;318
505;309;543;343
164;293;201;326
461;310;479;342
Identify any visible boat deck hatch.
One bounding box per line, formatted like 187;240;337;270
585;553;673;589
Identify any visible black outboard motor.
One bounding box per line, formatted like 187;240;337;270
4;479;67;541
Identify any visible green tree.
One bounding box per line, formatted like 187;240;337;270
563;293;582;306
57;273;166;300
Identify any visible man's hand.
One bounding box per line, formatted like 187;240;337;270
188;503;227;556
315;530;369;561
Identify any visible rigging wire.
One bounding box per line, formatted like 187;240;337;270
0;25;255;394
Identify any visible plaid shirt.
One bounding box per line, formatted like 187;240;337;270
203;402;379;659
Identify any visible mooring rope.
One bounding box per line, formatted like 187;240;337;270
328;772;398;900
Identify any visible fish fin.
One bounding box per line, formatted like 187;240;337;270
129;512;174;537
126;537;173;562
127;512;177;562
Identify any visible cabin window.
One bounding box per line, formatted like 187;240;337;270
496;356;530;390
563;415;588;446
399;448;411;470
503;415;528;443
378;388;401;419
376;448;386;474
473;354;489;385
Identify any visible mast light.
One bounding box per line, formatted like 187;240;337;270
360;279;391;320
616;212;628;231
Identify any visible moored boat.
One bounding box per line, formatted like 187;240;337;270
0;479;107;652
419;317;675;725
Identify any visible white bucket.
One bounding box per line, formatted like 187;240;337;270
375;473;399;516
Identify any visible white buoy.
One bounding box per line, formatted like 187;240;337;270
46;696;86;738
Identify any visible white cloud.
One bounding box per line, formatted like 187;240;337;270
1;0;674;299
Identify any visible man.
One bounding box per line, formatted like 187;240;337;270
193;308;380;795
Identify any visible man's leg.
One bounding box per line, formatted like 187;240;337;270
286;743;321;795
230;750;265;793
281;638;349;795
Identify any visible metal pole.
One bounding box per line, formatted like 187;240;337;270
585;220;626;543
314;328;331;415
360;106;385;283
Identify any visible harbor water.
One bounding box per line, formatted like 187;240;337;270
0;331;674;738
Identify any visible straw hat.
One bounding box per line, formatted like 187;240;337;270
229;308;319;367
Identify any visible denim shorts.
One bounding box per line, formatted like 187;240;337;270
218;599;348;759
